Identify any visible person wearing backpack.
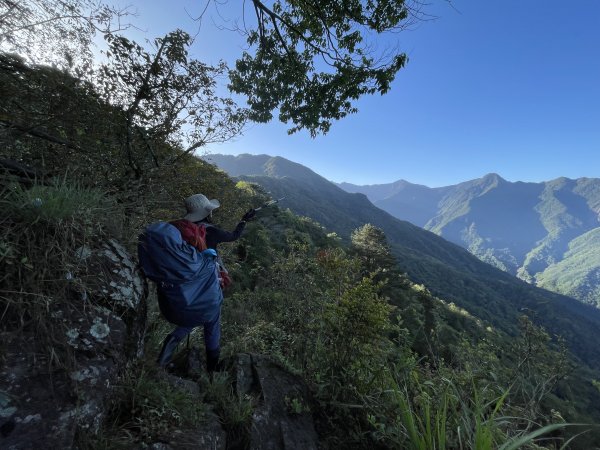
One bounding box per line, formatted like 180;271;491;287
142;193;255;371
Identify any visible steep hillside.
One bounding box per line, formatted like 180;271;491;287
0;37;600;450
207;154;600;371
6;38;600;450
206;153;326;184
536;228;600;304
338;173;600;306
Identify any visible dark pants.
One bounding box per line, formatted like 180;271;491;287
168;308;221;352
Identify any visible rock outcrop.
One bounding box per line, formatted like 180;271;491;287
146;351;320;450
236;353;319;450
0;240;147;449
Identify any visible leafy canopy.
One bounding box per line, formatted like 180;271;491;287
228;0;413;136
99;30;247;174
0;0;130;72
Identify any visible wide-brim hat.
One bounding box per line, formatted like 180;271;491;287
183;193;220;222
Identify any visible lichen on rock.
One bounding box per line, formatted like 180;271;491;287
90;319;110;340
0;238;147;448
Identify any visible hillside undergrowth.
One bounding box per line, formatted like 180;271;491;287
1;50;599;449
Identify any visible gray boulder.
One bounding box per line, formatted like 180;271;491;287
0;239;147;449
236;354;319;450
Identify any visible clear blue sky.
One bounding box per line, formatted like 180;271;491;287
106;0;600;187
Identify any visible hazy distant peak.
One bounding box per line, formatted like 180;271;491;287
337;181;359;189
203;153;272;177
388;179;426;190
205;153;330;185
341;178;430;189
545;176;574;188
481;173;505;183
234;153;271;160
222;153;273;165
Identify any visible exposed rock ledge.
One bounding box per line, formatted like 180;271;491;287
0;240;147;449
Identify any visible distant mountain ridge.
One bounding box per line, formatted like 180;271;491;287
338;179;452;227
338;174;600;307
205;153;600;371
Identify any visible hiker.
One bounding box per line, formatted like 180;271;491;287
156;193;256;371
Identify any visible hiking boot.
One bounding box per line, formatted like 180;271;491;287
206;348;221;373
157;334;180;367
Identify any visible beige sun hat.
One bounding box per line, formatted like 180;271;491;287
183;194;220;222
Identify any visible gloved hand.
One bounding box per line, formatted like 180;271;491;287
242;208;256;222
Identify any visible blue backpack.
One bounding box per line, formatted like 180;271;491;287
138;222;223;327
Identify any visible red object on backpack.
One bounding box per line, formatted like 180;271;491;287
170;219;207;252
170;219;233;289
219;269;233;289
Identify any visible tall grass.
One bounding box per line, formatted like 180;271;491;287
2;176;111;225
376;374;591;450
0;177;118;365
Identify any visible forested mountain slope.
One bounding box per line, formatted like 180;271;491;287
339;174;600;307
4;56;600;447
207;153;600;370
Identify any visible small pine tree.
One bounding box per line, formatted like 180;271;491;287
351;223;397;273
